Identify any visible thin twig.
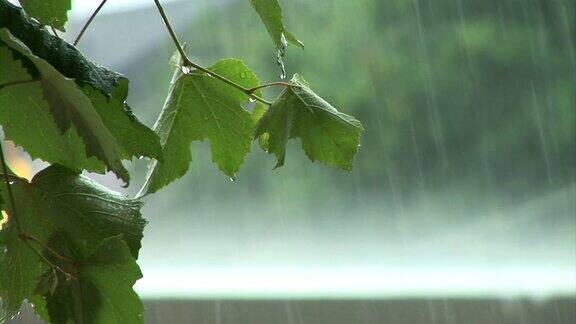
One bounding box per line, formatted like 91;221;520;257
21;233;74;264
22;236;76;278
50;26;59;37
153;0;187;65
246;81;294;94
73;0;108;46
152;0;273;106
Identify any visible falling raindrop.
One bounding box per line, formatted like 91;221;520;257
9;310;21;320
276;34;289;79
277;50;287;79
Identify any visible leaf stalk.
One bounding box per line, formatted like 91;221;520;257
152;0;273;106
73;0;108;46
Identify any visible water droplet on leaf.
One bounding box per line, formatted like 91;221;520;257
181;65;192;74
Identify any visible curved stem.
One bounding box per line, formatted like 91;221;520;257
153;0;187;64
73;0;108;46
50;26;59;37
185;60;272;106
21;233;74;264
246;81;294;94
21;235;75;278
153;0;273;106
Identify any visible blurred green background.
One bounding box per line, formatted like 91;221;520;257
125;0;576;210
72;0;576;298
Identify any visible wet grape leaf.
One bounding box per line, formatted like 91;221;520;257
254;74;363;170
0;1;126;98
0;1;162;166
0;28;130;183
19;0;71;31
82;83;162;162
35;236;144;324
0;45;105;173
248;0;303;50
0;165;146;318
0;182;49;316
142;58;260;194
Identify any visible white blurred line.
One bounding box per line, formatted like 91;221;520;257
135;267;576;299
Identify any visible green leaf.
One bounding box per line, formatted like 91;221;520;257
248;0;303;50
0;1;162;164
19;0;71;31
0;45;104;173
0;28;130;183
254;74;363;170
29;166;146;258
0;1;126;98
0;183;49;316
0;165;146;318
142;58;260;194
37;236;144;324
82;83;162;162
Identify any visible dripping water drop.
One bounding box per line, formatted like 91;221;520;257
181;65;192;74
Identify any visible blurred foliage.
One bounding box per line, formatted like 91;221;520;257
129;0;575;205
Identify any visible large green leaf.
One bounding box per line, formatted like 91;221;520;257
248;0;303;50
0;165;146;318
0;0;124;97
82;83;162;162
19;0;71;31
254;74;363;170
0;28;130;183
0;45;104;173
0;179;49;316
35;236;144;324
142;58;260;194
0;1;162;165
